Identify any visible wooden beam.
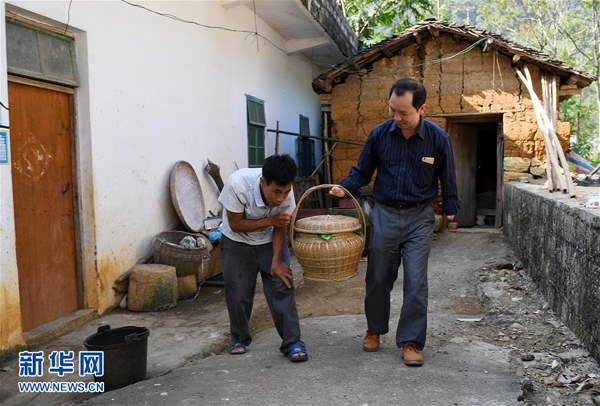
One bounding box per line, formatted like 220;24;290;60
560;84;578;90
313;78;332;94
413;32;422;44
512;55;521;64
320;94;332;112
428;26;440;38
351;61;361;71
565;74;579;85
380;45;394;58
428;109;525;118
558;88;582;96
482;38;493;52
8;75;75;94
266;128;365;146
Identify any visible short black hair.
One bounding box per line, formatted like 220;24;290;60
389;78;427;110
262;154;297;186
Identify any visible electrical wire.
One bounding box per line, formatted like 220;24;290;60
119;0;489;77
120;0;288;54
63;0;73;35
252;0;259;52
0;101;9;111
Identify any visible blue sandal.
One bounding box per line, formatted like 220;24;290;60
229;343;247;355
286;344;308;362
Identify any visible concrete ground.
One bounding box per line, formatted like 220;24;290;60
1;232;599;405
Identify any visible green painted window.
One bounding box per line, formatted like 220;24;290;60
246;96;266;167
6;18;78;87
296;115;315;176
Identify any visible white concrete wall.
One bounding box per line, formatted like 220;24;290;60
1;0;325;340
0;3;26;352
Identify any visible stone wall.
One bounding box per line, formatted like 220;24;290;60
329;34;570;182
504;183;600;362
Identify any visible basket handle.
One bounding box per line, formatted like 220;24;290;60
289;184;366;253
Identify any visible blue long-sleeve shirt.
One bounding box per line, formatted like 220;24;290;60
339;117;461;216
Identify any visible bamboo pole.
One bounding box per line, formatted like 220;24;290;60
265;128;364;146
518;67;575;196
548;73;560;189
310;142;338;178
323;112;332;185
517;68;565;190
531;69;564;191
542;73;560;190
540;73;555;190
543;71;575;196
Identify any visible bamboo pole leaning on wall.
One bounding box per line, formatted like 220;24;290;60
516;66;575;196
518;68;564;190
541;70;576;196
541;72;559;190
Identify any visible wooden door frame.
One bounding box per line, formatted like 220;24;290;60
8;75;85;309
495;122;504;228
446;115;504;229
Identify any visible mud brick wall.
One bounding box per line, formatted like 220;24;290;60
329;34;570;182
504;183;600;363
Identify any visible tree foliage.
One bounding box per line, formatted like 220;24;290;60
339;0;599;165
337;0;432;48
438;0;600;165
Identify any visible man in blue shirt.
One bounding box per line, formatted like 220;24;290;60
330;78;459;366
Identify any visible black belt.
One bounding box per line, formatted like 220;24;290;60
380;201;423;210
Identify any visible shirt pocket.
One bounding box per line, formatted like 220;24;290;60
414;160;436;188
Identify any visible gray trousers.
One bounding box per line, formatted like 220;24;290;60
221;235;303;354
365;202;434;351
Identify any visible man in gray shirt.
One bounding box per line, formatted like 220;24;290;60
218;154;307;362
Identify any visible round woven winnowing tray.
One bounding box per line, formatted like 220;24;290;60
294;215;361;234
170;161;206;232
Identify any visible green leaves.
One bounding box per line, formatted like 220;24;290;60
338;0;432;49
437;0;599;164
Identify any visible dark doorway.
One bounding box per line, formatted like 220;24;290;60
475;123;498;227
448;119;502;228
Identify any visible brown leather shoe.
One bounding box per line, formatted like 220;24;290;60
362;330;380;352
402;342;424;366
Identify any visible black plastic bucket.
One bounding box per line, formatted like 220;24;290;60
84;325;149;391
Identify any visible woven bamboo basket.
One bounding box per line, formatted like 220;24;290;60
152;231;210;277
289;184;366;282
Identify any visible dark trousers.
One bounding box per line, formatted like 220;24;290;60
221;235;303;354
365;202;434;351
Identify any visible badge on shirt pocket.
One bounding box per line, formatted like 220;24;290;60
421;157;435;165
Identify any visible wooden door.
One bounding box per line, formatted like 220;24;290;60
8;81;79;331
448;122;478;227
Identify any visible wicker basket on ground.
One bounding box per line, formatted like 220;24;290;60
152;231;210;277
290;184;366;281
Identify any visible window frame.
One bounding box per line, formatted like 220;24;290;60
6;18;79;87
246;95;266;168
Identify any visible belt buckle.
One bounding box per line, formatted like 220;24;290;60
399;201;419;209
